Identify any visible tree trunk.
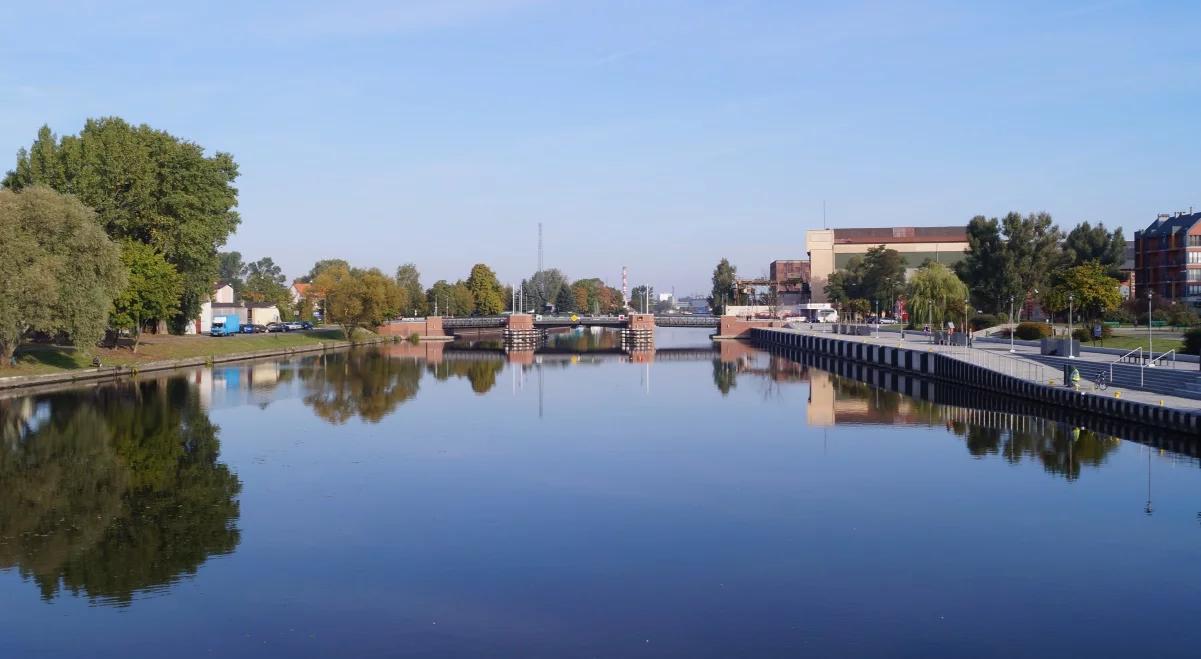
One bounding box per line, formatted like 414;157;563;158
0;340;14;367
132;329;140;353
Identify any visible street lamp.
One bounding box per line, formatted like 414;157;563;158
1068;292;1075;359
964;298;970;346
874;300;880;338
1147;289;1154;365
1009;295;1016;353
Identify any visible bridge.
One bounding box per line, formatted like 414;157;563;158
380;313;787;344
439;314;720;330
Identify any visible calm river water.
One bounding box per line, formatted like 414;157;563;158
1;328;1199;658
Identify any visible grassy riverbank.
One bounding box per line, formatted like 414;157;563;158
4;328;370;376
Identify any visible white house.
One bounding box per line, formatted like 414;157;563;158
189;284;237;334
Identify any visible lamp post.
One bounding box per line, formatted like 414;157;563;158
874;300;879;338
1068;292;1075;359
1147;289;1154;365
1009;295;1016;353
964;298;971;350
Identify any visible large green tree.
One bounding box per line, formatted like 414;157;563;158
466;264;504;315
905;261;969;328
395;263;428;316
522;268;568;311
303;258;350;283
313;265;403;335
554;284;576;313
0;187;126;364
630;285;654;313
1063;221;1126;279
217;251;245;297
824;245;906;312
109;241;183;351
3;120;240;332
1041;261;1123;323
958;212;1062;314
708;258;738;314
242;256;292;318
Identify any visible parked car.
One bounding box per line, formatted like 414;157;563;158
296;321;313;330
241;324;268;334
266;322;288;332
284;321;306;331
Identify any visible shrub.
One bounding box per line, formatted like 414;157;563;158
1104;307;1135;325
1184;328;1201;355
1168;307;1201;328
969;314;1000;331
1014;322;1052;340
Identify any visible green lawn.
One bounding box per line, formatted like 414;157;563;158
1080;334;1184;353
3;328;370;377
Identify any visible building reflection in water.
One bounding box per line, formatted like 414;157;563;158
0;378;241;606
180;337;1181;486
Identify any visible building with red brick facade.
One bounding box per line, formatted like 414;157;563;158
1133;210;1201;306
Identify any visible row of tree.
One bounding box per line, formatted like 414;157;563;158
1;117;241;360
703;213;1129;327
820;213;1128;325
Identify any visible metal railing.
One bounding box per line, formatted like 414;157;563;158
1112;347;1143;385
1147;349;1177;370
945;345;1050;384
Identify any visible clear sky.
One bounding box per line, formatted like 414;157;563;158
3;1;1199;294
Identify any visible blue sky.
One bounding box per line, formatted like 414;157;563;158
3;1;1200;294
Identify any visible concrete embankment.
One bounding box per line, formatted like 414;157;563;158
0;336;398;395
752;328;1201;435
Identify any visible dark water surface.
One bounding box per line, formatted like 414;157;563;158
2;328;1199;658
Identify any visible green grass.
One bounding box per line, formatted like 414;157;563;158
1080;334;1184;353
2;328;364;377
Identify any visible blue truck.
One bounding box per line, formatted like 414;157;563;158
210;315;242;336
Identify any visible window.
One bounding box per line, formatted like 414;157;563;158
1190;251;1201;265
1191;235;1201;247
1188;269;1201;281
1189;285;1201;297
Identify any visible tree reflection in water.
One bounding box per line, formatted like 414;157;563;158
0;378;241;605
429;358;505;394
301;348;423;423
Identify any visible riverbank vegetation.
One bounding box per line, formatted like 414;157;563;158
3;329;364;377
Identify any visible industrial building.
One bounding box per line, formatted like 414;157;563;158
805;226;969;302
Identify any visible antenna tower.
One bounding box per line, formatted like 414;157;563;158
622;266;629;304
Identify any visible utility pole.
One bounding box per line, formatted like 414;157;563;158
537;222;544;309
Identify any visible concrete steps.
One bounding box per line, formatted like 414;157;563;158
1026;354;1201;399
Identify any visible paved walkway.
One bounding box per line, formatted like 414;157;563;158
782;324;1201;412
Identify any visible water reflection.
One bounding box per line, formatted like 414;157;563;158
0;378;240;605
300;349;423;423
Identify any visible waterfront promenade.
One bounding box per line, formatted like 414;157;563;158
784;324;1201;410
753;325;1201;433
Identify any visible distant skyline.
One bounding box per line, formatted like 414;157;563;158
3;1;1200;293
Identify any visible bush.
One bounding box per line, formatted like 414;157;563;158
1014;322;1052;340
1104;307;1135;324
1185;328;1201;355
1168;307;1201;328
1138;310;1172;325
969;314;1000;331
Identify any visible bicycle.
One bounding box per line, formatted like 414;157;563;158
1093;371;1108;391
